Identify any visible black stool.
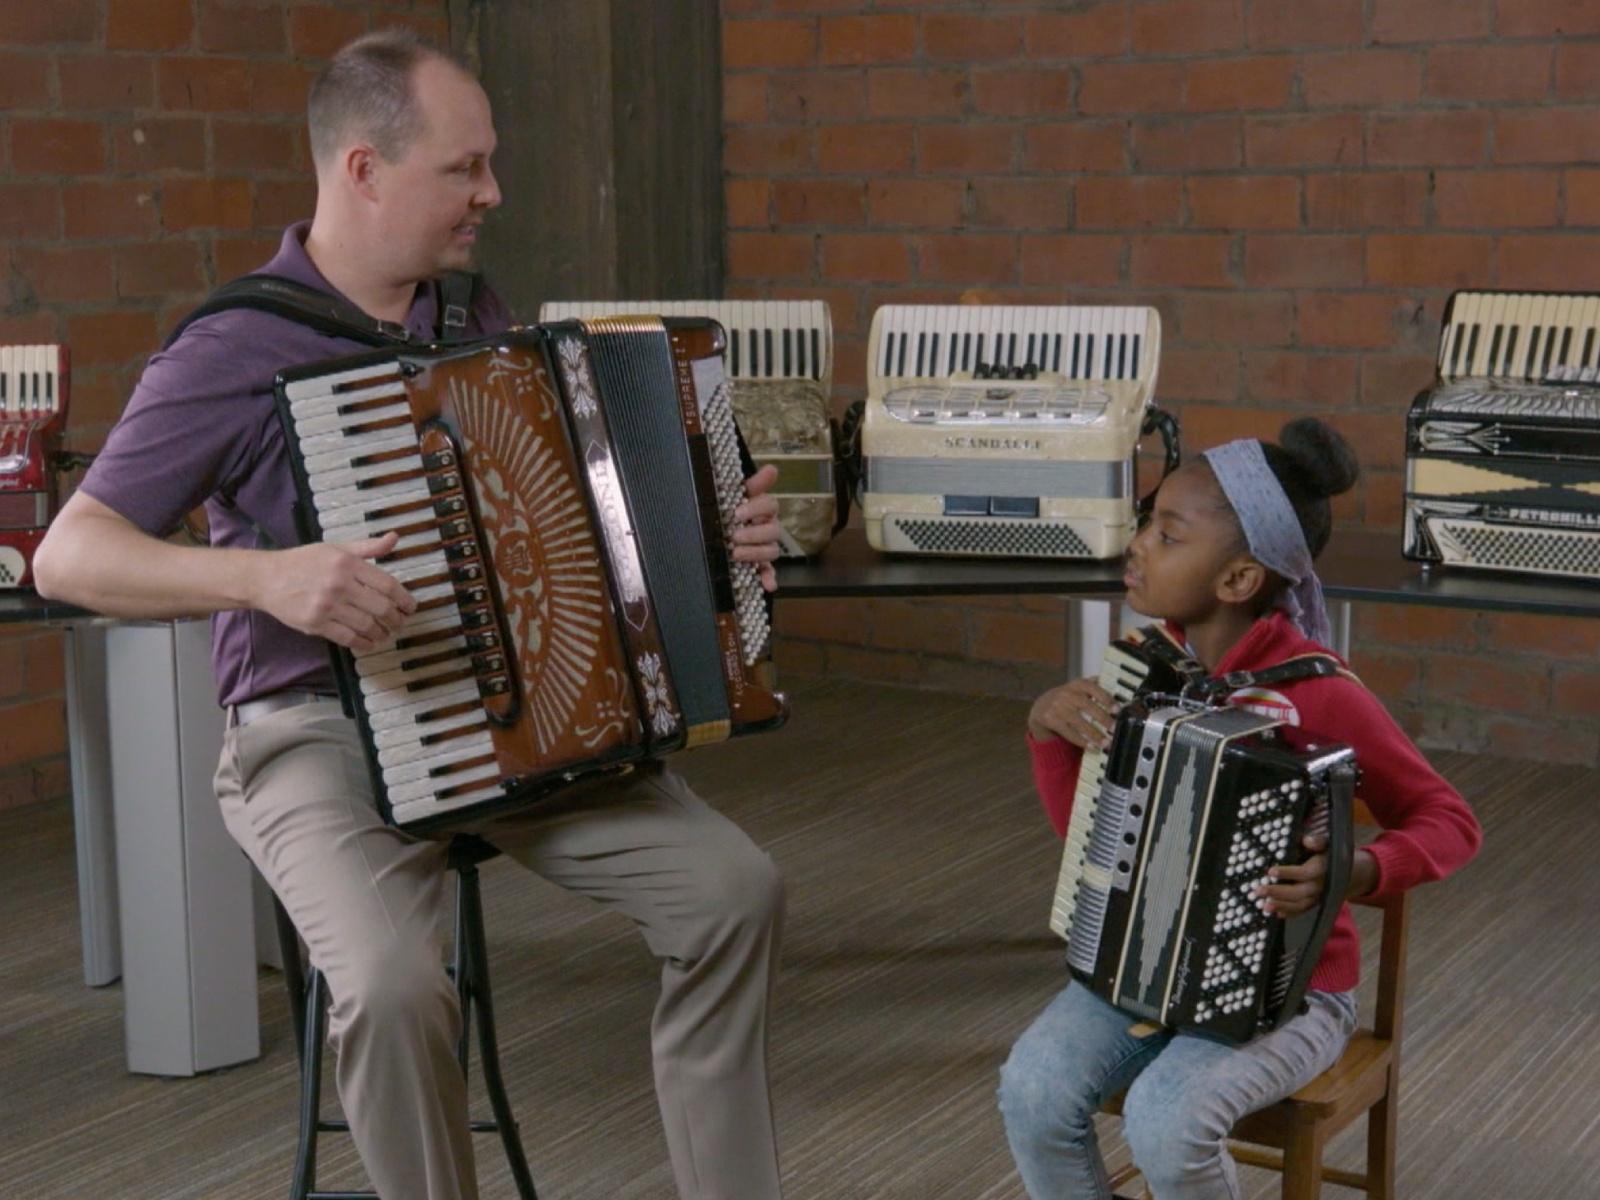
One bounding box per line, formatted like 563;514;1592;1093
272;834;539;1200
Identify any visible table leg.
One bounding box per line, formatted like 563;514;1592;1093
66;624;120;987
108;620;260;1076
1065;598;1114;680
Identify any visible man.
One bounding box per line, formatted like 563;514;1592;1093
35;30;787;1200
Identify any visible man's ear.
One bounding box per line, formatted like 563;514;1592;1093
1215;554;1269;606
344;144;380;201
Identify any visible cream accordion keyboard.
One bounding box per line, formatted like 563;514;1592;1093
540;299;839;557
1405;290;1600;581
858;305;1171;559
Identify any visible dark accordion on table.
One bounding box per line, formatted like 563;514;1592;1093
0;345;70;589
275;318;787;832
1048;626;1357;1045
1405;289;1600;580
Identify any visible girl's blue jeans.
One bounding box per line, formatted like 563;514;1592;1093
998;980;1357;1199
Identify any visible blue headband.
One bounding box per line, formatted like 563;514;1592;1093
1200;439;1332;647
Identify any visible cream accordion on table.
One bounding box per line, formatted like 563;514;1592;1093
1405;289;1600;581
540;299;840;557
857;304;1175;559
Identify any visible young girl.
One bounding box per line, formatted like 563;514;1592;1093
998;419;1482;1200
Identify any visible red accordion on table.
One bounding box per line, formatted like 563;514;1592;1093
0;345;70;589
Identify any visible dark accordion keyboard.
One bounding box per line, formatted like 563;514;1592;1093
0;344;70;589
1405;289;1600;580
275;318;786;832
1049;631;1357;1045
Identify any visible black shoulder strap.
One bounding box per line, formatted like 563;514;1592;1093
1204;653;1346;698
162;270;487;351
434;270;478;343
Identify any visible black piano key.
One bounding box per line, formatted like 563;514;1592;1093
1559;327;1575;371
1132;334;1141;379
810;327;821;379
1584;329;1596;368
747;328;759;376
1526;326;1542;379
782;327;792;376
795;327;806;378
1487;327;1504;376
1117;336;1129;379
916;331;927;376
896;333;907;377
1463;324;1480;375
1025;333;1037;367
1006;332;1017;366
729;328;740;376
1543;327;1560;377
1501;327;1519;376
961;332;972;372
763;328;774;378
930;332;941;377
45;371;53;403
1086;334;1096;377
1051;334;1063;373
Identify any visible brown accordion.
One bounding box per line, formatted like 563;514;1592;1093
276;318;787;831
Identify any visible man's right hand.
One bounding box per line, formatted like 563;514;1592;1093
1027;676;1120;750
254;531;417;653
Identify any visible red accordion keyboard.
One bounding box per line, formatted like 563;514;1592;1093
0;344;70;589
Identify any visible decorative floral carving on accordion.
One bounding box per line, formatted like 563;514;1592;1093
486;348;556;422
448;372;632;754
573;667;636;749
636;651;680;737
557;337;599;418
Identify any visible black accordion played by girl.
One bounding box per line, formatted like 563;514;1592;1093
1049;626;1357;1045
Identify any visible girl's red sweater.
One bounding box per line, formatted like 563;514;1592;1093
1028;610;1483;993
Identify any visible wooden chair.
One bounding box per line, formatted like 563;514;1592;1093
1106;804;1411;1200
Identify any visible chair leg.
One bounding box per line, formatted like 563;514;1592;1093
1367;1070;1400;1200
1281;1120;1325;1200
290;968;329;1200
458;863;540;1200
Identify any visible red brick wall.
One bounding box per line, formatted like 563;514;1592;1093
729;1;1600;765
0;0;447;811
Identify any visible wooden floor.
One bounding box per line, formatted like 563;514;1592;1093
1;674;1596;1199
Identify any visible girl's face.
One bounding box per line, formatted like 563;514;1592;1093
1123;464;1252;624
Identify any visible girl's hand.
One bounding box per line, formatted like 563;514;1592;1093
1028;677;1119;750
1259;833;1327;918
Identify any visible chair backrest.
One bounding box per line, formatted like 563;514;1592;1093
1350;799;1411;1044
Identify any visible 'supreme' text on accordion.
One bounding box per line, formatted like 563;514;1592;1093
1405;289;1600;581
275;318;787;832
1049;627;1356;1044
0;344;70;589
542;299;841;558
857;304;1177;560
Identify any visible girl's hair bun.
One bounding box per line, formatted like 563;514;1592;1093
1277;418;1359;500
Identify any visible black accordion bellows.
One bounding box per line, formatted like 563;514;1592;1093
1050;638;1359;1045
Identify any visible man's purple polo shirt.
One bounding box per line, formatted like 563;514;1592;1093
80;221;511;707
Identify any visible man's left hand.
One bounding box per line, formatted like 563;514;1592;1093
733;463;782;593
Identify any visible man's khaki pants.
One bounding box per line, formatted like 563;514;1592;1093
215;699;784;1200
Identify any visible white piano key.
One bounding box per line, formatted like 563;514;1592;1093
300;428;421;475
283;360;403;403
392;782;506;826
386;759;501;806
380;732;496;787
290;400;412;440
377;717;494;768
288;384;410;424
312;472;436;514
306;451;425;493
316;483;436;530
359;631;470;679
362;680;483;733
373;705;485;753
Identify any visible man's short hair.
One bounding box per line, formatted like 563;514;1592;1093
307;29;474;167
